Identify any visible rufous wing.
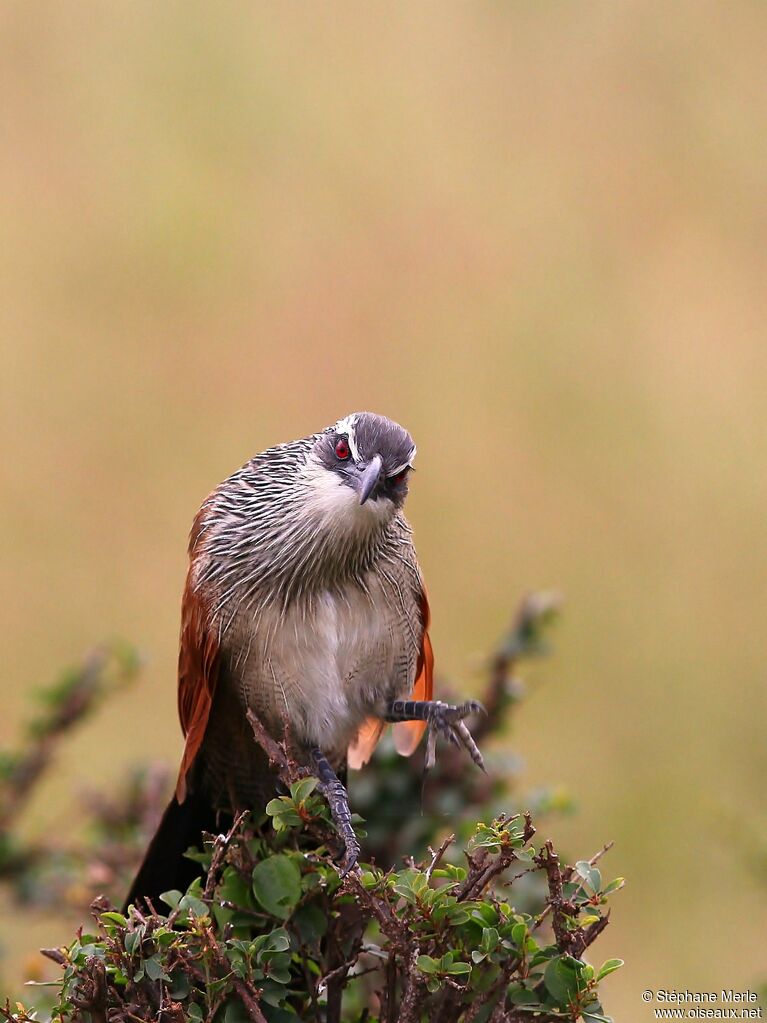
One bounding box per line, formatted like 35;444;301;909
392;593;434;756
175;518;220;801
346;717;385;770
347;588;434;768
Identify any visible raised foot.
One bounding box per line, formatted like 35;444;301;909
387;699;486;772
310;748;361;876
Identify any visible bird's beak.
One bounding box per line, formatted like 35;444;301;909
358;454;384;505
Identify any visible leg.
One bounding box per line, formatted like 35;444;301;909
385;699;486;771
310;748;361;876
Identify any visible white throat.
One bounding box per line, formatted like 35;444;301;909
301;457;395;536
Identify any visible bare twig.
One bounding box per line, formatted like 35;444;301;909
245;709;291;775
203;810;248;900
535;841;573;952
425;833;454;882
398;948;425;1023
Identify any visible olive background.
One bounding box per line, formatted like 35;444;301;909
2;3;767;1016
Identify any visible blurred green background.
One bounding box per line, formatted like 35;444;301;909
2;1;766;1017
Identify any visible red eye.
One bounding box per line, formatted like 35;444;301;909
335;437;350;460
393;468;409;484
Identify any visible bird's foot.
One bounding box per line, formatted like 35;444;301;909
386;699;486;771
310;748;361;876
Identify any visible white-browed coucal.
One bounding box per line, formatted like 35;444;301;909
125;412;483;908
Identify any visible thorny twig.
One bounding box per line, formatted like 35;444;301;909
473;591;561;743
0;645;139;831
532;839;614;934
425;832;454;882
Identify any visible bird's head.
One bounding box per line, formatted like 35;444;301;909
308;412;416;520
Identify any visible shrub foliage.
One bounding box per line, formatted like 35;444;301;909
0;594;624;1022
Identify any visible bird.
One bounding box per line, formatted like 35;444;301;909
124;411;483;909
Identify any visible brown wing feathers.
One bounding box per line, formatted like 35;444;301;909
175;510;220;802
391;589;434;756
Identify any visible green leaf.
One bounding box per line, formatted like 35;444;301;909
596;958;624;981
393;871;420;903
266;798;289;817
508;986;541;1005
293;903;327;945
263;928;290;952
290;776;319;803
178;893;209;918
471;904;498;927
416;954;439;975
159;889;183;910
262;1007;300;1023
444;961;471;976
252;855;302;920
544;956;584;1007
144;956;167;982
223;997;253;1023
445;905;470;924
219;874;252;907
575;860;602;892
168;968;191;999
100;912;127;927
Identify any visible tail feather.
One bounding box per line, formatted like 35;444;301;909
123;791;221;912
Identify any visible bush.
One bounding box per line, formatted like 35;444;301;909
0;594;624;1022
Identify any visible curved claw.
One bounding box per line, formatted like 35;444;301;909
339;841;361;878
388;698;485;772
425;703;485;770
425;727;438;771
440;699;485;724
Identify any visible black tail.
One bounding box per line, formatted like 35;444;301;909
123;791;221;912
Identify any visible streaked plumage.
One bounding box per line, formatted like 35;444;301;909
126;412;480;908
176;412;431;808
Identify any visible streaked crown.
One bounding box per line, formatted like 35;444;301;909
334;412;416;475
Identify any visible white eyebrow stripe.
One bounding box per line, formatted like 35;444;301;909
389;446;416;476
333;414;361;461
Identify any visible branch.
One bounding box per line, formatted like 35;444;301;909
473;592;561;742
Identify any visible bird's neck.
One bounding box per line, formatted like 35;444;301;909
196;459;400;620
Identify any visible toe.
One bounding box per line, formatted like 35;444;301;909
464;699;486;716
339;845;361;878
455;720;486;772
